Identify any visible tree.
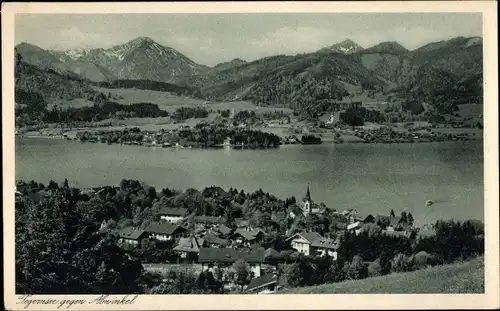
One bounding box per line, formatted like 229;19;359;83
390;209;395;218
344;255;367;280
15;189;144;294
400;212;408;225
391;253;415;273
363;223;382;238
379;250;392;275
232;259;252;292
407;212;414;227
368;259;382;277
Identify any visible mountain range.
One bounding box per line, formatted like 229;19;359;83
15;36;483;114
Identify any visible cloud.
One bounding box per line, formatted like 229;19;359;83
252;26;340;54
51;26;109;50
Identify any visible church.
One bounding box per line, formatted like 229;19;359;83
297;185;325;217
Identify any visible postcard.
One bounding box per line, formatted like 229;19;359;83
2;1;499;310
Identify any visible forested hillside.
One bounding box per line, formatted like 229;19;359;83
14;36;483;119
15;51;98;105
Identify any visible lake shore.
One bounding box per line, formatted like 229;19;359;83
18;126;483;146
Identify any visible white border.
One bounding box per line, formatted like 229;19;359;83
2;2;499;310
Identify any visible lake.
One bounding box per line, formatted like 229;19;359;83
15;138;484;225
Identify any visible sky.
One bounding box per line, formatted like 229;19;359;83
15;13;482;66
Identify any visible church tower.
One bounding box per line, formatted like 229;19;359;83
302;185;312;216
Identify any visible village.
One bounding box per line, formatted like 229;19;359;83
112;186;431;294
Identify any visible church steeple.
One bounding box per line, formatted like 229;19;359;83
304;185;312;202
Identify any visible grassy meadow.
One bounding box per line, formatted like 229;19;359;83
279;256;484;294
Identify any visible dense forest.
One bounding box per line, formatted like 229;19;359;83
176;123;282;147
95;79;196;97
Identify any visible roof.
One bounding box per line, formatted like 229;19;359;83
173;236;205;253
383;230;409;238
118;227;148;240
203;234;228;246
158;207;189;217
246;274;278;292
347;221;361;230
374;215;391;223
389;216;403;227
311;238;339;250
193;216;226;225
216;224;233;236
145;221;187;235
289;231;323;244
233;228;266;241
264;248;280;259
355;214;374;222
198;247;265;264
234;218;249;228
289;206;303;217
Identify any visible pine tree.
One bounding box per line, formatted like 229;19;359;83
407;212;414;227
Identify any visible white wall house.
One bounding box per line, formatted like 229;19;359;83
158;207;189;224
160;215;184;224
145;222;188;241
118;227;149;247
291;235;312;255
290;232;339;259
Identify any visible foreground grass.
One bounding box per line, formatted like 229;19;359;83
280;256;484;294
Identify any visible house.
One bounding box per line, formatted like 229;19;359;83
246;273;279;293
234;218;250;228
157;207;189;224
203;233;229;248
289;231;339;259
198;247;265;277
383;230;410;238
311;237;339;259
288;206;303;219
215;224;233;237
173;236;206;262
374;215;391;228
355;214;375;223
145;221;188;241
232;228;266;245
118;227;150;247
263;248;282;264
386;216;404;231
289;231;321;255
347;221;362;235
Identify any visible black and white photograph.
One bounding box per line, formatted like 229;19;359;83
2;1;499;310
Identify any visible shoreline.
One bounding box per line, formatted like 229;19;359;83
17;134;483;146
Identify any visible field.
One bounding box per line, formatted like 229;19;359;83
279;256;484;294
92;86;292;114
457;104;483;118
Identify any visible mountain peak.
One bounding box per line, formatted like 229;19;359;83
363;41;408;54
130;36;155;44
319;39;364;54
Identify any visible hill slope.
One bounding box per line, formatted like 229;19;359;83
182;36;482;114
281;256;484;294
15;50;98;105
